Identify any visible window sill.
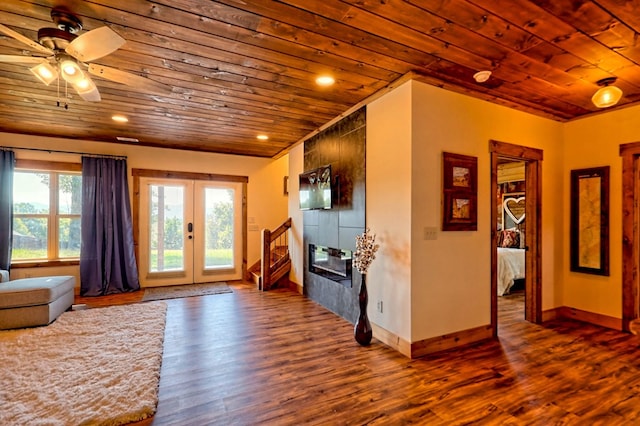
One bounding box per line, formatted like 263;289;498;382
11;260;80;268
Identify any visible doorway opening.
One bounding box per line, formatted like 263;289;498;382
496;158;527;324
490;140;543;337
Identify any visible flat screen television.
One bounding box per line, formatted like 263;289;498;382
299;165;332;210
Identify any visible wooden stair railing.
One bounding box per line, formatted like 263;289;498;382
248;218;292;291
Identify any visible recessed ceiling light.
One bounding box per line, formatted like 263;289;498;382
112;114;128;123
473;70;492;83
257;134;269;140
315;75;335;87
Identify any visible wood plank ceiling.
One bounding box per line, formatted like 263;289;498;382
0;0;638;158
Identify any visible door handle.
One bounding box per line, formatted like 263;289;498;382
188;222;193;233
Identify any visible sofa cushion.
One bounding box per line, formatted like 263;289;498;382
0;270;8;283
0;276;75;309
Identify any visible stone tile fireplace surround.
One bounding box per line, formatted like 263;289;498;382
302;107;365;323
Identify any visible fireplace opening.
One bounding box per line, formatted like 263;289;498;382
309;244;352;287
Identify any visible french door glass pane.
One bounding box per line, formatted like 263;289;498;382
149;185;185;272
204;188;234;269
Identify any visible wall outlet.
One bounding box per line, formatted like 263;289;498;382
377;300;383;313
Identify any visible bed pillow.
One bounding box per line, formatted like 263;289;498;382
499;229;520;248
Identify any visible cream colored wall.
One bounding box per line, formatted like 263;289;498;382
410;81;564;341
367;82;414;341
288;143;304;288
365;80;565;343
2;132;288;286
561;105;640;318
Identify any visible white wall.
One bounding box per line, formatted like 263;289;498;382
367;80;564;343
562;105;640;318
3;132;288;285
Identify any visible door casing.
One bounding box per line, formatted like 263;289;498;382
490;140;543;336
132;168;248;287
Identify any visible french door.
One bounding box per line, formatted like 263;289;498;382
137;176;244;287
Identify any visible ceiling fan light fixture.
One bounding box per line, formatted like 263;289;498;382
73;76;100;102
29;62;58;85
74;76;92;91
592;77;623;108
60;58;84;84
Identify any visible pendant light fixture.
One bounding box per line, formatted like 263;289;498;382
592;77;623;108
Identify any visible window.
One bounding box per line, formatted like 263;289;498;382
12;161;82;262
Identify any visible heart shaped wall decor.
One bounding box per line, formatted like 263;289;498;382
503;197;525;224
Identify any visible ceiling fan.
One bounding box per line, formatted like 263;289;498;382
0;6;171;103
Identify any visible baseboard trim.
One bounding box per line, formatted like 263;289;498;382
371;323;412;358
410;324;493;358
555;306;622;330
288;280;303;294
542;307;562;322
372;322;493;359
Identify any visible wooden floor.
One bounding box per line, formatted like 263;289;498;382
76;284;640;425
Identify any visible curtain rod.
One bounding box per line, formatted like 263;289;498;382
0;146;127;159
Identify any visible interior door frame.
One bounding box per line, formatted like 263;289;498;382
619;142;640;331
490;140;543;337
132;168;249;284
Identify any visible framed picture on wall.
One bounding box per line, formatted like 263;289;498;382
570;166;610;276
442;152;478;231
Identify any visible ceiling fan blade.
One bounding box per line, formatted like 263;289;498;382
0;23;53;56
88;63;172;95
0;55;48;64
65;26;125;62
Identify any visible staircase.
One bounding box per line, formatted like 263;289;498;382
248;218;292;291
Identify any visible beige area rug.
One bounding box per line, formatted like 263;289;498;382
142;281;232;302
0;302;167;425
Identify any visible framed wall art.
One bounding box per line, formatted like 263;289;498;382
570;166;609;276
442;152;478;231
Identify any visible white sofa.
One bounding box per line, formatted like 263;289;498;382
0;274;75;330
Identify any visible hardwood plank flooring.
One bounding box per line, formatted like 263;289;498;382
75;284;640;425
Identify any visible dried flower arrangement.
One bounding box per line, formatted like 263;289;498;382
353;228;379;274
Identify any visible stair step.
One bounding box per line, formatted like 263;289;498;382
250;271;261;290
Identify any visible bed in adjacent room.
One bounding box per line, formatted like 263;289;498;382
497;246;525;296
497;192;526;296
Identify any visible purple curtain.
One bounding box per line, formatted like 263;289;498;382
0;150;14;272
80;157;139;296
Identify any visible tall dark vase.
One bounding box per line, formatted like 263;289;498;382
354;274;373;346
